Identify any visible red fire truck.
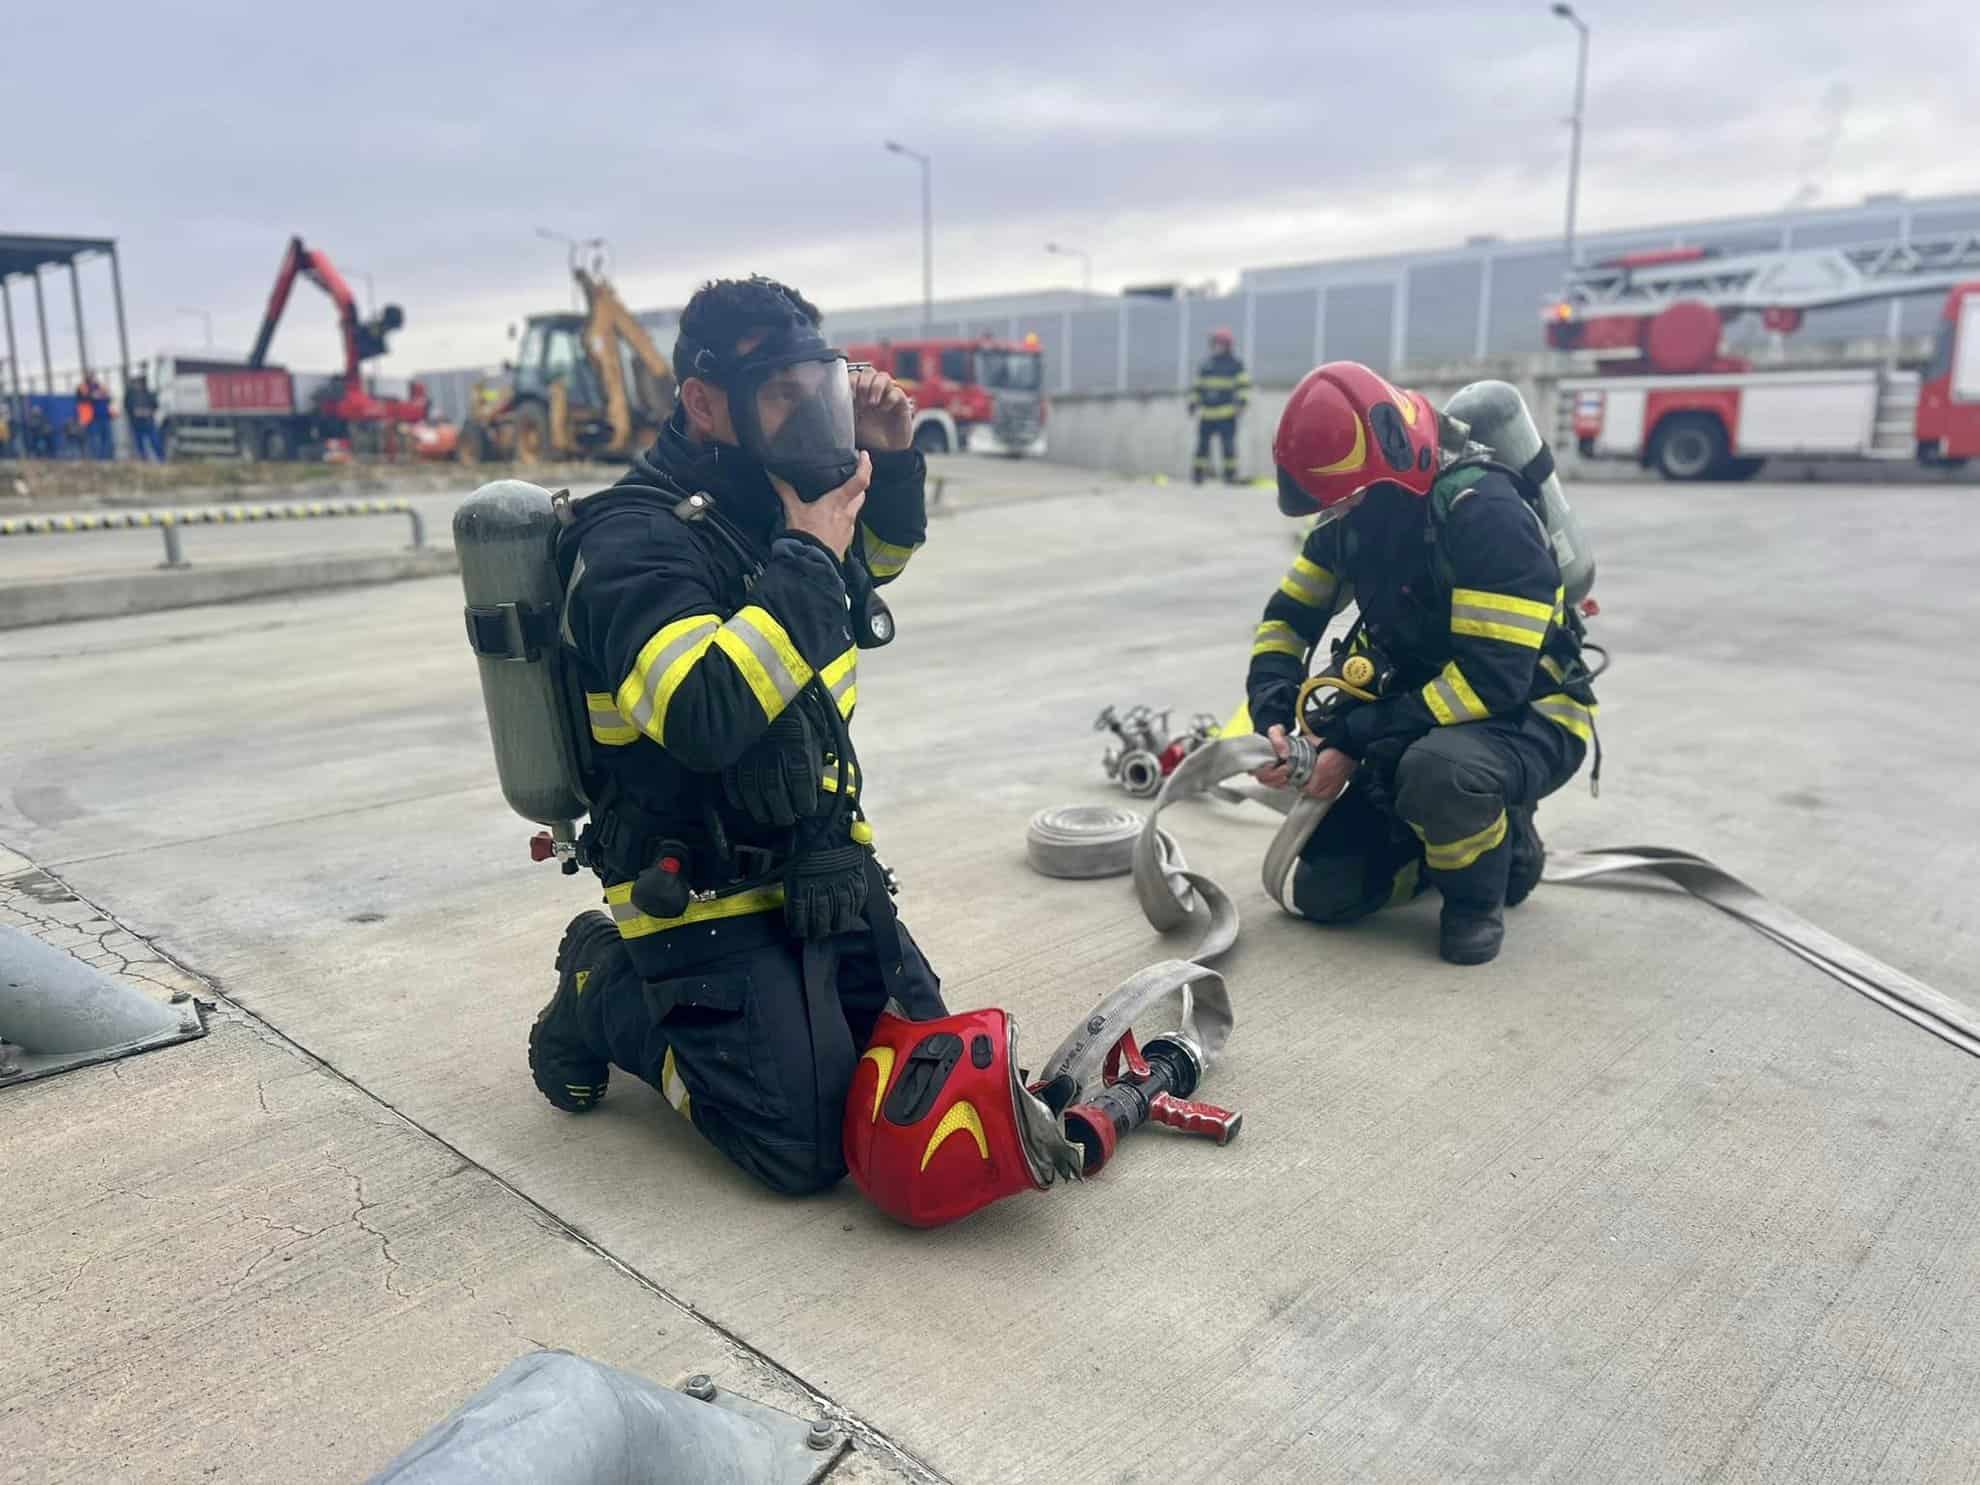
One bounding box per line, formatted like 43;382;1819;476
1549;233;1980;480
842;333;1048;457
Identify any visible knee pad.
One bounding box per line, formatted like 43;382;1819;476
1290;858;1379;925
1394;738;1498;833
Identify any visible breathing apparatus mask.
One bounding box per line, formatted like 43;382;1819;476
681;316;859;502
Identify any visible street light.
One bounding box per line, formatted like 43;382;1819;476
176;306;213;348
536;227;607;309
1044;242;1093;295
1552;3;1591;266
884;140;933;331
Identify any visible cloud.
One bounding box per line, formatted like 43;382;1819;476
1;0;1971;375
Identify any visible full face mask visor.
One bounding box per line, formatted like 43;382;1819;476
724;323;858;501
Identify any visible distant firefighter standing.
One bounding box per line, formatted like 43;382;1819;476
1189;328;1250;484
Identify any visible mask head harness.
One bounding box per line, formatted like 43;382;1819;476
677;297;859;502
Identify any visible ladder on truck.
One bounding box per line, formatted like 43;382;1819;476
1559;231;1980;316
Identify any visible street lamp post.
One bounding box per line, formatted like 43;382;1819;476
1552;3;1591;266
1044;242;1092;295
884;140;933;331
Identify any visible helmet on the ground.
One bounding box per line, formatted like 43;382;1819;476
1210;328;1235;350
845;1005;1082;1228
1273;361;1439;519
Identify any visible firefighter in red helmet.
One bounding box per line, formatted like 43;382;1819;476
1188;328;1250;484
1246;362;1598;965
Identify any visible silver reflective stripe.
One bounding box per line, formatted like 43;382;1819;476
724;614;807;709
1429;674;1485;722
828;657;857;709
1449;601;1550;638
559;552;587;647
627;620;721;733
607;898;640;928
1280;569;1333;607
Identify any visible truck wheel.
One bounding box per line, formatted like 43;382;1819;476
912;421;950;456
513;402;549;466
1650;414;1727;481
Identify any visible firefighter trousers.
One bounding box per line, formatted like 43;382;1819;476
581;915;947;1196
1291;708;1585;925
1193;417;1239;483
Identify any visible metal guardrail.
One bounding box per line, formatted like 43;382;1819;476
0;497;425;568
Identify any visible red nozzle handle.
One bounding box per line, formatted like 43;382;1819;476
1150;1092;1242;1144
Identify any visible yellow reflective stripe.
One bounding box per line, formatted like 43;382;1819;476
712;605;814;723
820;753;860;794
1416;810;1509;871
1197;405;1239;420
1534;692;1598;743
585;690;638;746
1252;620;1306;659
1421;661;1489;725
603;880;785;939
1449;586;1554;649
617;614;723;743
860;523;919;580
1277;555;1337;610
822;646;858;719
1195;375;1241;390
1451;587;1555;622
660;1047;692;1119
1539;655;1566;683
1385;859;1422;907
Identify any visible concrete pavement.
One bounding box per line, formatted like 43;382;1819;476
3;474;1978;1481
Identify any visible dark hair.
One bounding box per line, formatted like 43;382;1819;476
673;275;821;379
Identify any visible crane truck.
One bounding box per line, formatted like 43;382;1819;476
1548;232;1980;480
154;235;427;461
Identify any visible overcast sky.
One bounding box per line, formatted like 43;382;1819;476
4;0;1974;378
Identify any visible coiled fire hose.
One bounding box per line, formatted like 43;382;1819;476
1031;739;1980;1062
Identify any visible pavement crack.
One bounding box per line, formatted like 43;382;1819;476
331;1158;412;1301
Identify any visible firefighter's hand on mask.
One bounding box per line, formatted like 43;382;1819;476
772;451;870;560
852;368;914;452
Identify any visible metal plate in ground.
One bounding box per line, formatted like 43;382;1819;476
684;1378;851;1485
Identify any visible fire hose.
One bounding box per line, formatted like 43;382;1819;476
1031;738;1980;1063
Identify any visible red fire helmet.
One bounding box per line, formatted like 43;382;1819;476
1273;361;1440;518
845;1006;1081;1228
1210;327;1235;349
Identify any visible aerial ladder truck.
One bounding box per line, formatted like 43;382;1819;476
1549;231;1980;479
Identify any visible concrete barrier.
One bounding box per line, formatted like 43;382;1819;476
0;547;459;630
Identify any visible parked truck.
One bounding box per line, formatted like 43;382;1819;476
841;333;1048;456
1550;234;1980;479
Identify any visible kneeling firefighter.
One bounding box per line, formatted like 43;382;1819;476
1247;363;1600;965
459;275;1059;1208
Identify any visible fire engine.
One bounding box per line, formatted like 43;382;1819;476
1549;232;1980;480
841;333;1047;457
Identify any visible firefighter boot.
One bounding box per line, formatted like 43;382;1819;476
1505;806;1545;908
529;911;618;1112
1439;901;1505;966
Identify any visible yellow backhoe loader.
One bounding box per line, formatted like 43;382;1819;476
460;261;676;465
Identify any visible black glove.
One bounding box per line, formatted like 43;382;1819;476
783;843;869;940
722;708;819;827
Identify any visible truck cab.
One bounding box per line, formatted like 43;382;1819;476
1916;283;1980;465
847;336;1048;457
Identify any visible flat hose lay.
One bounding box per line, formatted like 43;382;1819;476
1032;750;1980;1065
1545;847;1980;1060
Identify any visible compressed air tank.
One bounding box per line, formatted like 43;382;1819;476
454;479;591;827
1443;380;1596;606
